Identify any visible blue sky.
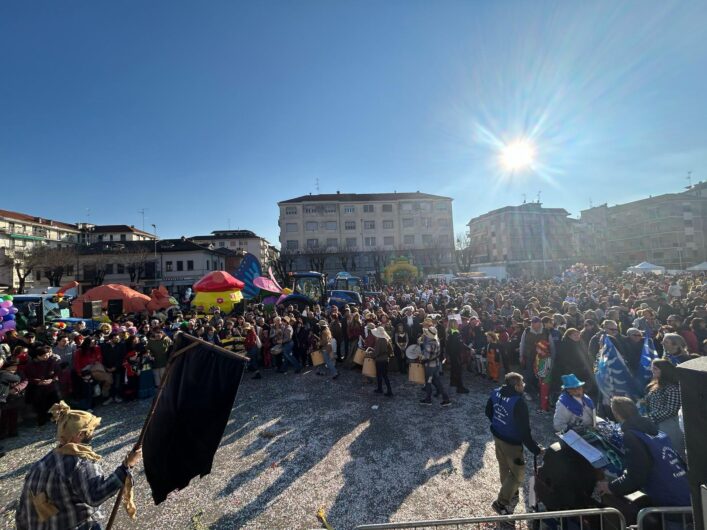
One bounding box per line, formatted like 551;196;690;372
2;1;706;245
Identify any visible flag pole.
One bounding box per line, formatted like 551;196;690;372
105;332;248;529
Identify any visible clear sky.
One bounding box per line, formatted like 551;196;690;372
2;1;706;245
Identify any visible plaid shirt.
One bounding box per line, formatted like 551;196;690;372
16;449;129;530
645;383;682;425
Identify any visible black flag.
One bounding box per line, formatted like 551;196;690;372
142;334;246;504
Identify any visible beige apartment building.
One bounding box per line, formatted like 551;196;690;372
578;182;707;269
466;202;575;278
277;192;455;275
190;230;278;265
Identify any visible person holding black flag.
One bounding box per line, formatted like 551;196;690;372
485;372;543;516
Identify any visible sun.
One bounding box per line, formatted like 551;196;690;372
500;139;535;171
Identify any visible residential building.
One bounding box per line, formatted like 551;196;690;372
466;202;575;278
78;224;157;245
190;230;278;265
578;182;707;270
0;209;80;290
75;238;226;297
278;191;455;275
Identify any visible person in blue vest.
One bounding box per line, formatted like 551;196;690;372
596;396;690;507
552;374;596;433
485;372;544;516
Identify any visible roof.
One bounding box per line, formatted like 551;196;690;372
467;203;570;225
89;225;156;237
278;192;452;204
0;209;78;231
78;238;225;255
191;230;260;240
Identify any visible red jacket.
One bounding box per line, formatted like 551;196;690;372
73;346;103;373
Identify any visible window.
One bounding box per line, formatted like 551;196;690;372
438;218;450;227
229;241;236;247
35;270;42;281
323;205;337;214
187;260;194;270
435;202;448;210
305;221;318;232
401;203;413;212
326;238;338;248
343;206;356;214
117;263;125;274
165;261;173;272
325;221;337;231
177;261;184;271
363;205;374;213
421;201;432;211
345;221;356;230
109;235;114;241
285;206;297;215
285;223;298;233
206;261;210;271
382;220;394;229
382;204;393;212
286;240;299;250
104;264;113;275
219;241;225;247
120;234;127;241
384;236;394;246
404;234;415;245
346;237;357;248
304;206;318;214
364;236;376;247
421;217;432;228
364;220;375;230
97;235;104;242
402;218;414;228
66;265;74;275
306;239;319;248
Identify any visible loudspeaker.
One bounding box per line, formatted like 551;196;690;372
677;356;707;530
107;299;123;318
83;300;102;319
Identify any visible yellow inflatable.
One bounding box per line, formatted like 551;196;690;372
191;271;244;313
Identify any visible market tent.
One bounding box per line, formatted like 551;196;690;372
687;261;707;271
627;261;666;274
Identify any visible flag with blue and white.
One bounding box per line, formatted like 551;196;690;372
596;334;641;401
637;331;657;391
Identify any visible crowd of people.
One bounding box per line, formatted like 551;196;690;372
2;267;704;527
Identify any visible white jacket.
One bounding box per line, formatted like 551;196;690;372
553;396;596;433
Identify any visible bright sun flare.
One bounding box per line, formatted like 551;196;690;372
500;140;535;171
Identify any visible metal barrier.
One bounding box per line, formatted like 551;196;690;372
636;507;693;530
355;507;627;530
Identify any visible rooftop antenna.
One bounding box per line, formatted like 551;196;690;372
589;198;593;208
315;177;320;194
522;193;527;204
536;190;542;203
687;171;693;189
138;208;147;231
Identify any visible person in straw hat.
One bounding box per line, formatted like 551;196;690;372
418;326;451;407
315;320;338;379
371;326;393;397
16;401;142;530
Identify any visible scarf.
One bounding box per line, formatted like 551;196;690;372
559;392;594;417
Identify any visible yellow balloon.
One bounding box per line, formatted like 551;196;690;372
282;288;293;295
191;290;243;313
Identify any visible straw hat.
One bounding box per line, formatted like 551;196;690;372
423;326;438;339
318;319;329;328
371;326;390;340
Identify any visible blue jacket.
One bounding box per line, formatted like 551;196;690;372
486;385;541;455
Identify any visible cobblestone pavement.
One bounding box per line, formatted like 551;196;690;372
0;367;554;529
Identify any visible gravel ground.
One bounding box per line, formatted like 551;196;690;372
0;367;554;530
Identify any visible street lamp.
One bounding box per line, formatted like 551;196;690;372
151;224;158;280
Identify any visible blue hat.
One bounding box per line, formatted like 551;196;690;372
561;374;585;390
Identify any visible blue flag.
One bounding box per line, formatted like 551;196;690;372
638;333;657;391
596;334;641;401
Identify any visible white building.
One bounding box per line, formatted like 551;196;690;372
277;192;455;275
190;230;278;265
78;224;157;245
0;209;80;290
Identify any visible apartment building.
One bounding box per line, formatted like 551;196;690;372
578;182;707;269
0;209;80;289
190;230;278;265
278;192;455;274
78;224;157;245
466;202;575;278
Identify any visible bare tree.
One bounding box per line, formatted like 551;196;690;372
3;245;47;293
455;232;475;272
303;247;329;273
117;244;152;285
37;246;77;287
334;246;360;272
272;250;297;284
370;247;392;284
